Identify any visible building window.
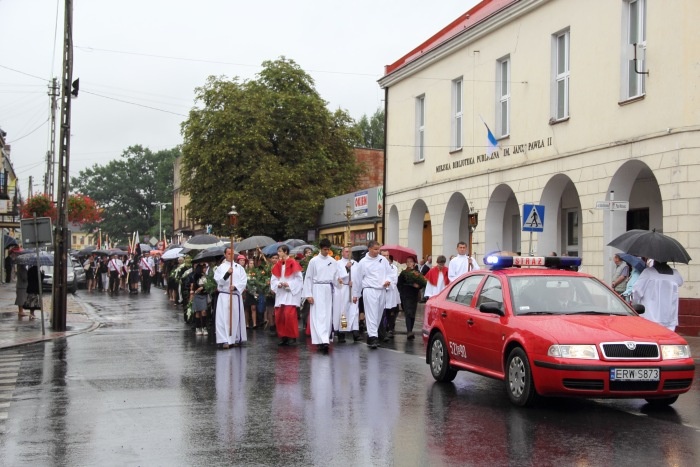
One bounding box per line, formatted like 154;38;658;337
552;29;570;121
451;78;463;151
80;236;84;245
415;95;426;162
496;57;510;138
622;0;646;99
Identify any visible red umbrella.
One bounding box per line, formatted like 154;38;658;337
380;244;418;264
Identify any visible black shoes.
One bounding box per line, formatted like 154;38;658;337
368;337;378;349
319;343;329;354
337;333;346;343
278;338;289;346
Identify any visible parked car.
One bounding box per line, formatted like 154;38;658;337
42;255;78;294
71;256;87;289
423;255;695;407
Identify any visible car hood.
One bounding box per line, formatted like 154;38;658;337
516;315;683;344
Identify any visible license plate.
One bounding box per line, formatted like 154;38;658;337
610;368;659;381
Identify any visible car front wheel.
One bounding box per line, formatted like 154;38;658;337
429;332;458;382
506;347;538;407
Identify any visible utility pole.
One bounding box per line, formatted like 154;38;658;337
45;78;58;200
27;176;33;199
52;0;74;331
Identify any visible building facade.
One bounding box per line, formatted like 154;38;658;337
379;0;700;334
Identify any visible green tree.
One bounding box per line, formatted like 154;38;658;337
354;107;385;149
180;57;361;239
70;145;179;243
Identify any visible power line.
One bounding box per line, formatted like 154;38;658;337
6;118;49;143
81;90;188;117
0;64;48;82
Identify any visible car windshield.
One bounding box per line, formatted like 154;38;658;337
509;275;633;316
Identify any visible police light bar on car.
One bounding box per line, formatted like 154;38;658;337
484;255;582;270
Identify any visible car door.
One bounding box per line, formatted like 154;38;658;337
466;275;507;372
440;274;485;365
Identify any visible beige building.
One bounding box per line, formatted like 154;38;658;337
379;0;700;334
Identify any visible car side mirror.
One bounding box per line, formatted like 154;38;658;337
632;303;645;315
479;302;505;316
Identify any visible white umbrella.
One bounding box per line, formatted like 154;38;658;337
161;247;184;260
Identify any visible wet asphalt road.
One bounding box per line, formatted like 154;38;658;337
1;288;700;466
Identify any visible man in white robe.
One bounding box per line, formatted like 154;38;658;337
303;239;340;353
352;241;393;349
448;241;480;282
214;247;248;349
632;262;684;331
333;247;357;343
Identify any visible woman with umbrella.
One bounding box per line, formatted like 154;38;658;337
25;263;44;320
15;263;28;317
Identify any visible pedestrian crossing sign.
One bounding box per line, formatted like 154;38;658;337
522;204;545;232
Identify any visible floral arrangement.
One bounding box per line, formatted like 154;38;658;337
247;266;271;298
203;269;217;295
400;267;427;288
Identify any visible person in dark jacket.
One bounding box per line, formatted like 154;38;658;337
25;264;44;320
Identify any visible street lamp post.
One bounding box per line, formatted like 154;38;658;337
467;203;479;270
152;202;171;247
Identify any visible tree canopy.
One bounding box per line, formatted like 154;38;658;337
353;108;385;149
180;57;361;239
71;145;179;243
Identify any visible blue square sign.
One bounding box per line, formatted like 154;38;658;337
522;204;545;232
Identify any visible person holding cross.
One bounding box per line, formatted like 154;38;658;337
448;241;480;282
213;247;248;349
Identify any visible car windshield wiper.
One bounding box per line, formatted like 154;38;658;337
518;311;556;315
565;310;624;315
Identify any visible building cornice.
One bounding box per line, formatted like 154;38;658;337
379;0;548;89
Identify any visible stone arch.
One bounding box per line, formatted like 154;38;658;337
603;160;662;280
538;174;581;257
485;184;521;255
443;192;473;259
407;199;429;261
387;205;399;245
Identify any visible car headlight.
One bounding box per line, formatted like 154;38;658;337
661;345;691;360
547;344;599;360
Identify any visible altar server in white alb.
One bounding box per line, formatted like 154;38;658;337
333;246;357;343
352;240;394;349
214;247;248;349
303;238;341;354
447;241;480;282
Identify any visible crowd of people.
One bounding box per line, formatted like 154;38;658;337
5;238;685;344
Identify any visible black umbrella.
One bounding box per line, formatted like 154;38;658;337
192;246;236;263
608;229;691;264
15;251;54;266
77;246;96;256
183;234;225;250
236;235;275;252
107;249;128;257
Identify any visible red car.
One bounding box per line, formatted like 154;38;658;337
423;256;695;407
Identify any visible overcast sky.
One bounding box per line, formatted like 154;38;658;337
0;0;478;198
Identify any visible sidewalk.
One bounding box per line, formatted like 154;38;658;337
0;282;99;350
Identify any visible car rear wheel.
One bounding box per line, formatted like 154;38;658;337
644;395;679;407
429;333;457;382
506;347;537;407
